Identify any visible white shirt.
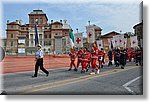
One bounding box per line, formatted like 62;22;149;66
36;49;43;58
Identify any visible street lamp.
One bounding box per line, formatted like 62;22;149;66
88;21;90;26
76;28;78;33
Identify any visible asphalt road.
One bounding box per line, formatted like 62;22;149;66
1;62;143;95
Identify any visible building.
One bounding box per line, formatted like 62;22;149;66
6;10;71;55
100;31;120;51
133;21;143;47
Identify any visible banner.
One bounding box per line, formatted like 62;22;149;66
113;34;124;47
96;40;103;50
86;26;95;43
74;32;83;48
108;38;114;49
130;36;138;47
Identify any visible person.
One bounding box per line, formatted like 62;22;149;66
114;48;120;67
80;48;90;73
76;47;84;70
32;44;49;78
98;48;104;69
119;48;126;69
68;48;77;71
135;47;142;66
101;48;106;64
108;49;113;66
90;44;100;75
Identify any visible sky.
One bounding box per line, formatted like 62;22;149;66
0;0;142;38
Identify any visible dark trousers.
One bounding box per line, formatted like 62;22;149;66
34;58;49;77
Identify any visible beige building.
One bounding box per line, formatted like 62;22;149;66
133;21;143;47
6;10;71;55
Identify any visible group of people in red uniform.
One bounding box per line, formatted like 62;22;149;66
68;43;143;75
68;44;105;75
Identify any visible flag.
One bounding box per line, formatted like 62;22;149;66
34;24;39;46
123;38;127;48
108;38;113;49
118;34;124;47
130;36;138;47
113;35;120;47
74;32;83;48
96;40;103;50
69;29;75;48
113;35;124;47
86;26;95;43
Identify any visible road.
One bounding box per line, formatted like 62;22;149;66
1;62;143;95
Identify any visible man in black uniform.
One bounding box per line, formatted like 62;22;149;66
32;44;49;78
108;49;113;66
135;47;142;66
119;48;126;69
114;48;120;67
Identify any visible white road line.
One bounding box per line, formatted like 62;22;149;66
123;76;142;95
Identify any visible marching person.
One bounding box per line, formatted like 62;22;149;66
114;47;120;67
135;47;142;66
98;48;104;69
32;44;49;78
80;48;90;73
68;48;77;71
90;44;100;75
119;48;126;69
76;47;84;70
108;49;113;66
101;48;106;64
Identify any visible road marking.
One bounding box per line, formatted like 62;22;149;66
21;66;140;94
123;76;142;95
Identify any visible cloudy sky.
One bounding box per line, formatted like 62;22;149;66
0;0;142;38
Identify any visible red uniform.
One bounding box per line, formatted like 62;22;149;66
81;51;91;73
91;47;99;72
98;50;104;68
69;51;76;70
77;49;84;68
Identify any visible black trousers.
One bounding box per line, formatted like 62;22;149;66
34;58;49;77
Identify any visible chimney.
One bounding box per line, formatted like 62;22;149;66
16;20;19;24
51;20;53;24
63;19;67;24
19;20;22;25
7;20;9;24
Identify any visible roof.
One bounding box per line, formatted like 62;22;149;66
52;21;63;25
7;22;18;25
86;24;102;30
133;22;143;29
28;9;48;21
29;10;45;14
102;31;120;37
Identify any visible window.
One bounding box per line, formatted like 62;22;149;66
55;25;58;28
31;18;34;24
39;34;42;40
11;25;13;28
30;34;33;40
44;35;47;38
40;18;43;24
35;18;38;24
49;35;51;38
11;41;13;46
11;34;13;38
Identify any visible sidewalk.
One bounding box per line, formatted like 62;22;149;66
1;55;71;74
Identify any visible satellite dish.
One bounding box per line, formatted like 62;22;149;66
0;46;5;61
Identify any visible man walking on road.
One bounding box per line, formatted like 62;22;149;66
32;44;49;78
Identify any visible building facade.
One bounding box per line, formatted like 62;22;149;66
133;21;143;47
6;10;71;55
